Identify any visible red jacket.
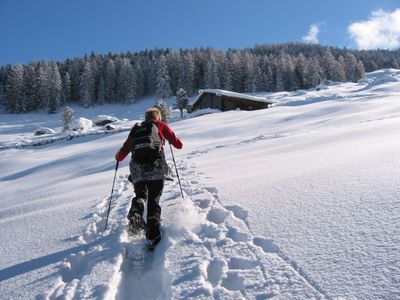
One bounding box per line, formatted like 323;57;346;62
116;118;183;161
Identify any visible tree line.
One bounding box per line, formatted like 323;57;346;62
1;43;399;114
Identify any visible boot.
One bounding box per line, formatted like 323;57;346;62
148;235;162;252
128;212;146;235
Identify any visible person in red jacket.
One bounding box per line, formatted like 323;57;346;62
115;107;183;249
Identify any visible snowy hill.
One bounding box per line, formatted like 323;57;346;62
1;69;400;299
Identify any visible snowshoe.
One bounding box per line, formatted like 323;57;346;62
128;213;147;235
147;236;161;252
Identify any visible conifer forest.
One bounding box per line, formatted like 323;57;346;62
1;43;400;114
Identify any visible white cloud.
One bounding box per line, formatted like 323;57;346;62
348;9;400;50
302;24;320;44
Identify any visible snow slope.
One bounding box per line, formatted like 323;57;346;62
1;69;399;299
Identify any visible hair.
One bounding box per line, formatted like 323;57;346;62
145;107;162;121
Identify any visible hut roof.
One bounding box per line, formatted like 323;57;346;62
191;89;274;107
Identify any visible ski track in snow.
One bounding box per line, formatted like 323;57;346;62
185;133;290;160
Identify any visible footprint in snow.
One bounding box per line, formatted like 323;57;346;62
226;226;249;242
205;186;218;195
207;258;226;287
228;257;259;270
60;251;88;282
253;237;280;253
226;205;248;221
197;223;222;239
194;198;211;209
207;208;230;224
221;271;245;291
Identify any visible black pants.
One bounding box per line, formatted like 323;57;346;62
128;179;164;240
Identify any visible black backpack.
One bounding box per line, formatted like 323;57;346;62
131;121;162;163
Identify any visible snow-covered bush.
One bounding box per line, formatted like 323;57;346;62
155;99;172;122
34;127;55;136
72;117;93;133
175;88;189;118
94;115;119;126
104;123;117;131
62;106;74;131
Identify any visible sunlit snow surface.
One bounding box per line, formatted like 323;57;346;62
1;69;399;299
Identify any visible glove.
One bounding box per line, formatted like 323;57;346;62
115;151;125;162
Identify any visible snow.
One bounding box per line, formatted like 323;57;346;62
72;117;94;133
34;127;56;136
1;69;400;299
192;89;274;105
94;115;120;126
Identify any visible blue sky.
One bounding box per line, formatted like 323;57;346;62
0;0;399;66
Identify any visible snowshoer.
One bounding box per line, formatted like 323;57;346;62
115;107;183;250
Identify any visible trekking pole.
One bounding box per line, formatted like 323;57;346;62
104;161;119;232
169;143;184;199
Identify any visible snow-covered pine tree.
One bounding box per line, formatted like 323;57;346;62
177;52;195;96
294;53;308;89
322;48;345;82
155;55;172;99
337;55;346;81
68;59;82;102
275;63;285;92
62;105;74;131
80;61;94;108
356;61;366;80
5;63;24;113
243;52;255;92
61;72;71;106
184;52;195;95
114;57;124;102
175;88;189;118
219;56;233;91
97;75;106;104
167;52;180;95
284;55;296;91
344;53;361;82
116;58;137;103
155;98;172;122
46;61;62;113
127;65;137;103
133;58;145;97
229;52;243;92
0;66;7;105
205;55;220;89
252;65;264;92
192;50;205;93
0;79;4;105
177;56;187;95
0;84;4;106
144;56;157;95
104;59;116;102
23;62;40;112
263;58;275;92
88;54;102;105
307;57;322;87
38;60;50;110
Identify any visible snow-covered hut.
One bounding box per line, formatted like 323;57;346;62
189;89;273;112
